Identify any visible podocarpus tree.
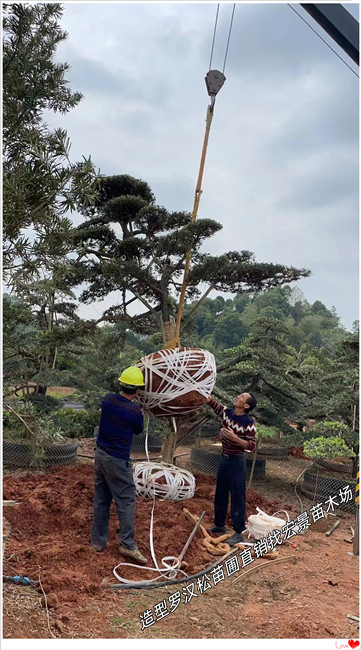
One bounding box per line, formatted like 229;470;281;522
71;175;310;461
322;325;359;428
3;3;99;276
289;324;359;428
73;174;310;340
3;272;90;397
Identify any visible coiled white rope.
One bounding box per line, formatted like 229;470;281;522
133;461;195;500
113;417;195;585
136;347;216;414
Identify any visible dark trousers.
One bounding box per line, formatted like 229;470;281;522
214;455;246;534
91;447;137;549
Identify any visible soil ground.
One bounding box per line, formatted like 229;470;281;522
3;444;359;640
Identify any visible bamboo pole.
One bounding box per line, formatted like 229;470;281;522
232;556;293;585
164;107;214;350
353;466;359;556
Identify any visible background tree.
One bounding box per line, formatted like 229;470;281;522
216;317;310;433
3;293;36;399
3;273;87;397
3;3;100;276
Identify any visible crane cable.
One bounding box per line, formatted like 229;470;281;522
163;4;236;350
221;3;236;74
208;4;219;71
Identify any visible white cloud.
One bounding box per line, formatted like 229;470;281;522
45;2;358;329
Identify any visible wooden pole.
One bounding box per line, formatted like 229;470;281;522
164;106;214;350
353;467;359;556
177;512;206;565
325;519;340;536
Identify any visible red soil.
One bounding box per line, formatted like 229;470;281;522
3;465;294;609
288;446;310;460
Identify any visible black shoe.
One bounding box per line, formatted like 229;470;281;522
210;525;227;535
227;532;244;546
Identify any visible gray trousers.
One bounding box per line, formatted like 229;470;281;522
91;447;137;550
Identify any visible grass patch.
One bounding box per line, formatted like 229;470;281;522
112;616;134;629
47;386;78;398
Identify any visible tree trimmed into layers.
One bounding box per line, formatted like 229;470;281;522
72;174;310;341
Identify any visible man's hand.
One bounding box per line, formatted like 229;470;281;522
220;427;239;443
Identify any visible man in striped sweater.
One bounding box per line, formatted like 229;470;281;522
206;392;257;546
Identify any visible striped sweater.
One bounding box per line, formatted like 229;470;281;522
208;398;256;454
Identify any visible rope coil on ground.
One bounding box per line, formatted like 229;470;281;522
133;461;195;500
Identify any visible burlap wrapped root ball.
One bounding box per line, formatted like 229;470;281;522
135;347;217;417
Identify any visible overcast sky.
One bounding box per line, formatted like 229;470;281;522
51;1;359;330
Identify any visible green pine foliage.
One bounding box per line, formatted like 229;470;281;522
72;174;309;334
3;3;100;274
303;437;354;461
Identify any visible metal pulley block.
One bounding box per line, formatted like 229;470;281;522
205;69;226;97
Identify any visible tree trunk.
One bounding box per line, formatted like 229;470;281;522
160;319;179;463
352;455;358;479
162;425;178;464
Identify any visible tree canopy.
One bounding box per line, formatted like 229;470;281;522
72;174;310;341
3;3;99;276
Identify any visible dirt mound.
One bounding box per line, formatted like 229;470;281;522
288;446;310;460
3;465;291;608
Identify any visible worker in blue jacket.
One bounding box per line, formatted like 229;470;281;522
90;366;147;565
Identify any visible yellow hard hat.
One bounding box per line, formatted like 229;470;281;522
118;366;145;387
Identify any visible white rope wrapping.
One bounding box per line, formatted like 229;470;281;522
136;347;216;414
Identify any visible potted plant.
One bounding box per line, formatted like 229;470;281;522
256;424;289;460
304;421;358;477
300;424;357;511
3;401;78;468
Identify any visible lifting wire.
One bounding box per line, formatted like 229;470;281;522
208;4;220;71
209;3;236;74
222;3;236;74
111;7;237;588
164;3;236;350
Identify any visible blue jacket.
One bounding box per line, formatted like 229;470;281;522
96;393;143;460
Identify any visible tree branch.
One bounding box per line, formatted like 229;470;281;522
3;403;36;438
180;284;215;333
79;248;113;260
